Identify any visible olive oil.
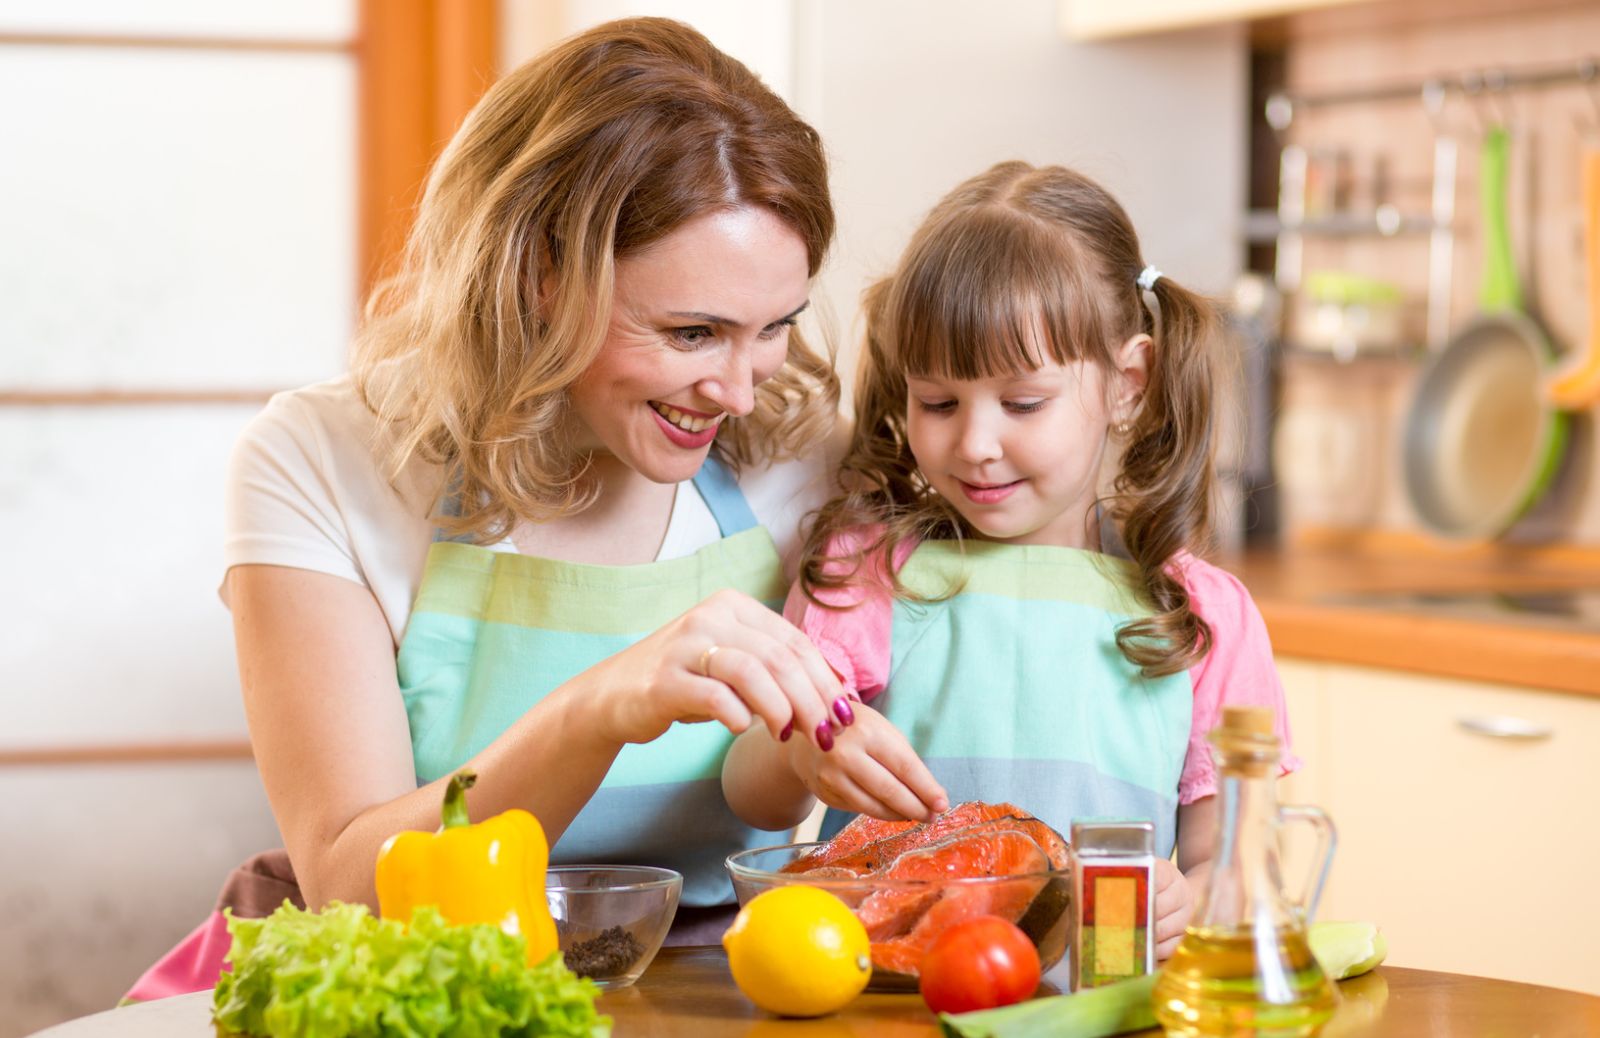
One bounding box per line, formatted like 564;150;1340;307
1153;926;1335;1038
1154;707;1339;1037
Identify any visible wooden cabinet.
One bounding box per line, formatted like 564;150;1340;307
1277;658;1600;996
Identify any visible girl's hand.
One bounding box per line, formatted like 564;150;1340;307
1154;857;1199;960
584;588;847;751
782;703;948;821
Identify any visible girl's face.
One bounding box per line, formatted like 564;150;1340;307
567;206;811;484
905;353;1130;549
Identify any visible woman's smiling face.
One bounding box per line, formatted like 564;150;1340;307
567;206;811;485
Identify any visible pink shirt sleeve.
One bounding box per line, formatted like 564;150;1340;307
782;527;909;702
1176;554;1302;805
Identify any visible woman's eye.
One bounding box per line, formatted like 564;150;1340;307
1004;399;1047;414
669;325;715;349
757;317;798;341
915;399;956;414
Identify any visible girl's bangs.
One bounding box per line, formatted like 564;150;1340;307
891;212;1095;381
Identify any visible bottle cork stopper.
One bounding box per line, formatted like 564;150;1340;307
1222;706;1275;736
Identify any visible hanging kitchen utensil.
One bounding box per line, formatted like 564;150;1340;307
1401;124;1569;539
1546;144;1600;408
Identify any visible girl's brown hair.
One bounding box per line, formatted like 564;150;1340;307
802;161;1223;677
353;17;839;540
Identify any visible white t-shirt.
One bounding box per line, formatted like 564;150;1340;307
222;375;842;646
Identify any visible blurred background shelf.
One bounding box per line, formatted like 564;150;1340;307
1244;207;1447;242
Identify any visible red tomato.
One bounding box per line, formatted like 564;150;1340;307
918;915;1041;1014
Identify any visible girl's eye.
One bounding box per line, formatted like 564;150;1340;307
758;316;799;341
669;325;716;349
1004;399;1047;414
915;399;956;414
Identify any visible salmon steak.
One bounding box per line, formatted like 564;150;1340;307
778;802;1071;978
782;801;1068;874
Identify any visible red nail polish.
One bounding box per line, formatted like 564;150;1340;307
815;721;835;751
833;696;855;727
779;719;794;741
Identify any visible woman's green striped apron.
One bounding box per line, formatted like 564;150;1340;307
823;541;1193;856
396;457;787;907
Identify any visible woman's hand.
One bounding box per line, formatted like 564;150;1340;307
781;702;948;821
584;587;848;751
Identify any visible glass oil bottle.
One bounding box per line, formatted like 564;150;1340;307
1153;706;1337;1038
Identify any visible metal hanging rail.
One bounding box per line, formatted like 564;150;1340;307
1260;55;1600;355
1267;55;1599;121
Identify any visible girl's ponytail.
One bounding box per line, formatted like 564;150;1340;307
1111;273;1224;677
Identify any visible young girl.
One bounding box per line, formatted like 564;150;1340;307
722;161;1299;957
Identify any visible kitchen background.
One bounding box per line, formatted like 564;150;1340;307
2;0;1596;1033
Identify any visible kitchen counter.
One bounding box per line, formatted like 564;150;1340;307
36;948;1600;1036
1227;531;1600;696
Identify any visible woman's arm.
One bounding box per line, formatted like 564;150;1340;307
235;566;847;910
232;565;623;911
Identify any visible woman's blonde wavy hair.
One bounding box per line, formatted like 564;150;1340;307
801;161;1225;678
353;17;839;542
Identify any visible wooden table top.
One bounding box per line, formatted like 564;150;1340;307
600;947;1600;1038
33;946;1600;1036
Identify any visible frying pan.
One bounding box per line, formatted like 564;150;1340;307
1402;126;1569;539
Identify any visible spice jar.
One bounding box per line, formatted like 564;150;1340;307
1069;819;1157;991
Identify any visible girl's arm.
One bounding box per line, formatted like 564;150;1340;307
721;725;816;831
722;701;948;830
235;564;844;911
1153;557;1293;957
1153;795;1219;959
1176;795;1218;873
722;552;947;829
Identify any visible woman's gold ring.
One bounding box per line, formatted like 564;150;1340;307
698;645;721;678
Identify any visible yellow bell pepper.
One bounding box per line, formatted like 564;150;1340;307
375;770;559;967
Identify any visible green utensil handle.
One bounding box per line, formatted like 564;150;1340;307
1480;126;1522;313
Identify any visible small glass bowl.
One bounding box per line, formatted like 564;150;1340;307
727;842;1071;992
545;865;681;989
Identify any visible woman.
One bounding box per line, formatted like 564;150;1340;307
129;17;854;999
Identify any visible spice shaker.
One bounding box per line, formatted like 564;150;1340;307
1069;819;1157;991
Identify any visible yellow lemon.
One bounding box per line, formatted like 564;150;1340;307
723;886;872;1017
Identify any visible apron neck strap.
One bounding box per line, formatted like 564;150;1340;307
692;454;758;537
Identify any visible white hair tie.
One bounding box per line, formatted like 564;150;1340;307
1136;265;1163;291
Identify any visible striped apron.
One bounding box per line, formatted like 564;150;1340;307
396;455;788;909
822;540;1193;856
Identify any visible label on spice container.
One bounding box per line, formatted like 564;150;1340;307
1079;865;1151;985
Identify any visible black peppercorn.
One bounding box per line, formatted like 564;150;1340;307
563;926;646;978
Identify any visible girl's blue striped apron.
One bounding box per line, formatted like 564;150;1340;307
396;456;787;908
822;540;1193;857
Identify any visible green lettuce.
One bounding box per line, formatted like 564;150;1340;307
212;901;610;1038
